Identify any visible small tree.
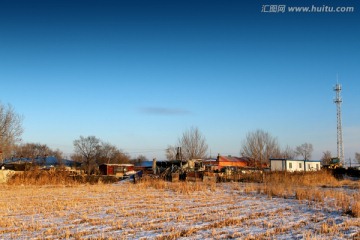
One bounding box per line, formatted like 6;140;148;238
321;150;332;165
165;145;177;160
355;152;360;164
281;145;296;159
295;143;313;160
131;155;147;165
73;136;101;175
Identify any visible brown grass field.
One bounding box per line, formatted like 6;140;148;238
0;170;359;239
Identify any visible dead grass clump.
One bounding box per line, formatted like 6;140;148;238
295;188;308;201
351;201;360;217
319;219;339;234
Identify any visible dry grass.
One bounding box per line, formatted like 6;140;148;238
7;168;78;186
255;170;360;217
0;176;359;239
6;168;120;185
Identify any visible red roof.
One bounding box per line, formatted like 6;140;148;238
217;156;251;168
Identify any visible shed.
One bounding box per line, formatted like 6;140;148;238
99;163;134;176
270;159;321;172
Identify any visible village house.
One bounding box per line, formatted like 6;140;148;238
270;158;321;172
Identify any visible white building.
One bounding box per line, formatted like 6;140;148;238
270;159;321;172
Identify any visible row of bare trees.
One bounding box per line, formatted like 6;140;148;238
1;102;359;168
72;136;130;174
11;143;63;162
166;128;318;165
240;129;314;164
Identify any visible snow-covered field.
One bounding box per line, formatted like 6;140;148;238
0;181;359;239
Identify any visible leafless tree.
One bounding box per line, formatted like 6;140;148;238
295;143;313;160
131;154;147;165
0;103;23;159
13;143;63;165
281;145;296;159
355;152;360;164
240;129;280;165
97;142;130;164
73;137;130;174
179;127;208;160
165;145;177;160
166;127;208;160
321;150;332;165
73;136;101;175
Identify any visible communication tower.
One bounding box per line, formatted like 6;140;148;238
333;82;344;165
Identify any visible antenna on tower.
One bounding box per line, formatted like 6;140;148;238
333;79;344;165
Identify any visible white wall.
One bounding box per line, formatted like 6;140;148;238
305;162;321;171
287;160;304;172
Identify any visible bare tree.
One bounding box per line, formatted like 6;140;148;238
73;137;130;174
166;127;208;160
321;150;332;165
180;127;208;160
73;136;101;175
0;103;23;159
97;142;130;164
355;152;360;164
165;145;177;160
240;129;280;165
131;154;147;165
281;145;296;159
295;143;313;160
13;143;63;166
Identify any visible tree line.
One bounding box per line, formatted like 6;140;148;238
1;102;360;168
166;128;317;164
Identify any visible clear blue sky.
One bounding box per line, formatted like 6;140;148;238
1;0;359;161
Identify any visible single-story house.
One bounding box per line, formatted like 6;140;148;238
99;163;134;176
270;158;321;172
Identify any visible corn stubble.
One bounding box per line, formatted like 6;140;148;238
0;170;359;239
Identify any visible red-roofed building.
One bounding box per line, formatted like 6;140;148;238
203;155;258;171
217;155;250;168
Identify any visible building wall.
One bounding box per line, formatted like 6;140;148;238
270;160;285;171
305;161;320;171
286;160;305;172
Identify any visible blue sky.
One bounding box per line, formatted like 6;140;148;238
0;0;359;161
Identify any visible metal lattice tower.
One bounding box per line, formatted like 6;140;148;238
333;82;344;165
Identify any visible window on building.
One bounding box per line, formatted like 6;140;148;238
299;163;302;168
308;164;311;170
316;164;319;170
289;162;292;169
